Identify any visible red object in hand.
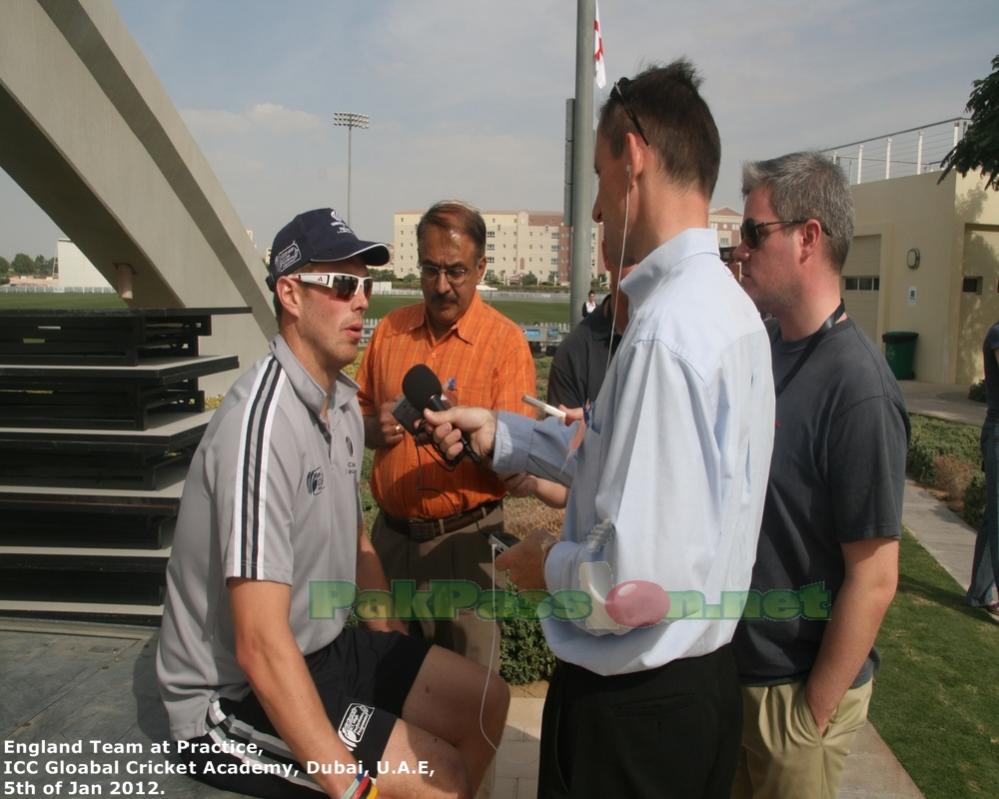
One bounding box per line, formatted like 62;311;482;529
606;580;670;628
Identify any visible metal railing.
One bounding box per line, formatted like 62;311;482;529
819;117;969;185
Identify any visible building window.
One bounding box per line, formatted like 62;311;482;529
551;245;559;252
844;276;880;291
486;230;495;238
487;256;495;264
963;276;983;294
486;243;495;251
551;257;558;265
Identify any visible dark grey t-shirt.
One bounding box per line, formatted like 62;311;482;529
547;296;622;409
733;319;909;687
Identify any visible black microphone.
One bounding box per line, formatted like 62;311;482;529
401;364;481;465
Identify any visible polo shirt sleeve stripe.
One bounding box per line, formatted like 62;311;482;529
232;357;286;579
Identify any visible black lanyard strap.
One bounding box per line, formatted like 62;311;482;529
774;300;846;398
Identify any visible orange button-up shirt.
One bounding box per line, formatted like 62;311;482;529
357;293;536;519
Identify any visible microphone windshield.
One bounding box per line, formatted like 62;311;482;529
402;364;443;411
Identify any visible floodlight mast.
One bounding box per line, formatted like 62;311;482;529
332;112;370;224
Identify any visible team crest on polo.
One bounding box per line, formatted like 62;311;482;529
306;467;325;495
338;703;374;751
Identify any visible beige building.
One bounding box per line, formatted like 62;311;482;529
845;170;999;385
710;206;743;247
56;239;113;290
393;210;604;285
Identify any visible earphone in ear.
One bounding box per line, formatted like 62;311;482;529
626;163;632;179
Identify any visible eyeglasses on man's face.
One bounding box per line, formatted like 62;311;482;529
739;218;831;249
293;272;373;300
419;263;472;286
610;77;650;147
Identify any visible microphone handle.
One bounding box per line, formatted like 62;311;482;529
427;395;482;465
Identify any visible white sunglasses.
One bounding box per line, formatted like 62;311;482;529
292;272;373;300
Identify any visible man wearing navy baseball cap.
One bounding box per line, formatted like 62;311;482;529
158;207;508;798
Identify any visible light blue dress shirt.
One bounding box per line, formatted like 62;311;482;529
494;228;775;676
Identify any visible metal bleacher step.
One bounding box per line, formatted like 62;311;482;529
0;544;171;607
0;354;236;430
0;410;212;490
0;306;249;366
0;599;163;625
0;307;245;626
0;478;182;548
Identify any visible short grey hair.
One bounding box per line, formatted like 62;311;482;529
742;152;854;270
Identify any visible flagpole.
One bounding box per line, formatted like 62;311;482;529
569;0;596;327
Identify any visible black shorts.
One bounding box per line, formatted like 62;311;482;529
184;626;430;798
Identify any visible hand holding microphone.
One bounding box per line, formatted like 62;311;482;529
401;364;490;465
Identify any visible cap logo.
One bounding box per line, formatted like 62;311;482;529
274;241;302;274
329;209;352;236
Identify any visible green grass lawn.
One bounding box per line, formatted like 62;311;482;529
0;293;569;325
368;295;571;325
0;292;127;310
871;530;999;798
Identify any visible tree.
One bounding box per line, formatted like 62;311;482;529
0;256;9;277
940;54;999;191
522;273;539;287
11;253;33;276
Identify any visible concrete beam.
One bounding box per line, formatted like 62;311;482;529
0;0;277;394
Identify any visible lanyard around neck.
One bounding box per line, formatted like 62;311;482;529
773;300;846;398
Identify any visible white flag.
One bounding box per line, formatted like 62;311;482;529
594;1;607;89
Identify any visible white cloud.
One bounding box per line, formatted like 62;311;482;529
181;108;251;137
180;103;323;139
247;103;324;133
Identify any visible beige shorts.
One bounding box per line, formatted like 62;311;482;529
732;678;873;799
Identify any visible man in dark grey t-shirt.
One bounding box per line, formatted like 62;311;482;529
729;154;909;799
547;242;635;410
157;209;507;799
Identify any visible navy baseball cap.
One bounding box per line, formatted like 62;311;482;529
267;208;390;290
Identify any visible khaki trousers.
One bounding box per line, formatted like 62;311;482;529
732;679;873;799
371;506;506;799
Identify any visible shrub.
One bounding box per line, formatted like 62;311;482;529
933;454;975;504
906;415;980;484
968;379;987;403
500;614;556;684
963;470;987;529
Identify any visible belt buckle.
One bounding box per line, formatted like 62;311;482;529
408;520;438;543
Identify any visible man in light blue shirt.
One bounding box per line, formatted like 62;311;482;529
427;60;775;798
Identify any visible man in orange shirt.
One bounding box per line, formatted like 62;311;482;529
356;200;536;669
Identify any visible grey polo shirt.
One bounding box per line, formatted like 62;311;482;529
157;335;363;741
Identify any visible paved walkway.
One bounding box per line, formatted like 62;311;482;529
900;380;985;427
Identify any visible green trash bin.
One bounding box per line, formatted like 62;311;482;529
882;331;918;380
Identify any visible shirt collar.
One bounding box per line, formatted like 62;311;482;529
621;228;719;311
270;334;359;418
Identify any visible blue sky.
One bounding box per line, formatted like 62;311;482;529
2;0;997;259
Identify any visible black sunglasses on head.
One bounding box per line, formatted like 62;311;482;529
610;77;650;146
740;218;831;249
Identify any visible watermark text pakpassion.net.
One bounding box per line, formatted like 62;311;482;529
309;579;832;623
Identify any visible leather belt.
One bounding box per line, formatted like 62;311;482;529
384;500;502;543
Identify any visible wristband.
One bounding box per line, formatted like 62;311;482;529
339;771;377;799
